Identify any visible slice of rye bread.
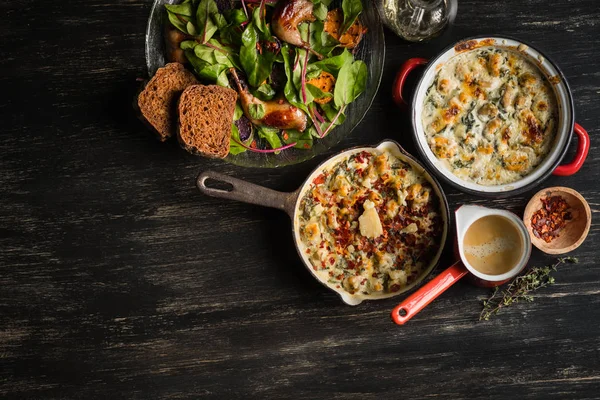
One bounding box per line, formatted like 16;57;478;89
177;85;238;159
137;63;198;141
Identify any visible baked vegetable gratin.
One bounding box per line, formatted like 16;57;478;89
297;149;443;296
422;46;558;185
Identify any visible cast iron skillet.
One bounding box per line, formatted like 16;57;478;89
197;140;450;305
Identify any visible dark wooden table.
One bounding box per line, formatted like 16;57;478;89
2;0;599;398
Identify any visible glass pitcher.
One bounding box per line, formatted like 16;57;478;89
378;0;458;42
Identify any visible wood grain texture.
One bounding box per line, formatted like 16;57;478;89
1;0;599;398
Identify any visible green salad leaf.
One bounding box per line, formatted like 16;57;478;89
313;3;328;21
252;4;269;33
309;21;338;57
258;126;283;151
311;49;353;75
281;46;309;114
167;11;191;34
233;103;244;121
321;102;346;125
306;83;333;102
248;103;266;120
240;13;277;87
283;129;314;149
334;60;367;107
165;2;194;17
186;21;197;35
341;0;362;33
252;83;276;101
183;39;238;87
196;0;220;42
229;124;247;155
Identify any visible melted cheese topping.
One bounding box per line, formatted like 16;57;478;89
422;47;558;185
297;150;443;296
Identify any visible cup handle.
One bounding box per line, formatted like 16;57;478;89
392;58;429;109
552;123;590;176
391;261;469;325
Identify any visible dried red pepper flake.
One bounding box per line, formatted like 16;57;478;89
531;195;572;243
313;174;326;185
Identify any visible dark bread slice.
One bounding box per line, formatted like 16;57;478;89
137;63;198;141
177;85;238;159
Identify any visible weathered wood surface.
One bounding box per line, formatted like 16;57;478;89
1;0;599;398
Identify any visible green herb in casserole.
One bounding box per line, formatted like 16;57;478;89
297;150;443;296
422;47;558;185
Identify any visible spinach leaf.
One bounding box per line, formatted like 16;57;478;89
230;124;247;155
233;103;244;121
252;83;276;101
185;49;209;72
193;40;239;69
309;20;338;57
311;49;353;75
248;103;266;120
196;0;220;43
281;46;309;113
186;21;198;35
165;3;194;17
252;4;269;33
283;129;313;149
321;102;346;125
240;22;276;87
197;63;229;84
257;126;283;150
215;69;230;87
225;8;248;26
306;66;322;80
213;13;228;30
334;59;367;107
313;3;328;21
341;0;362;33
180;40;197;51
219;10;246;47
185;42;234;87
167;11;191;34
306;83;333;101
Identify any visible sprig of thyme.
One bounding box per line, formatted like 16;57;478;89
479;257;578;321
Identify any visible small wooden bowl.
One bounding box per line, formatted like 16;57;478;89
523;187;591;254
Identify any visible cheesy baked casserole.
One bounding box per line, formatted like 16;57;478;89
422;47;558;185
297;149;443;296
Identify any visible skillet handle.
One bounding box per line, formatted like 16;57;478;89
391;261;468;325
552;123;590;176
392;58;429;109
197;171;296;216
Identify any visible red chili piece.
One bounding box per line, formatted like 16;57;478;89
531;195;572;243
